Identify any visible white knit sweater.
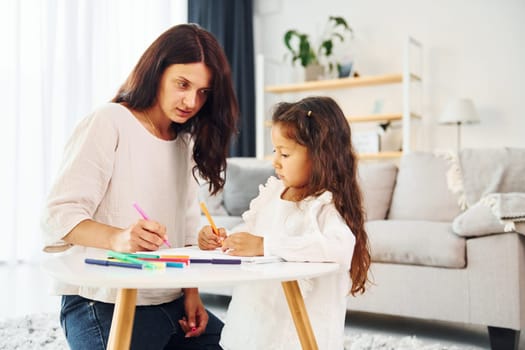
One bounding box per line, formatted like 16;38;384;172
41;103;200;305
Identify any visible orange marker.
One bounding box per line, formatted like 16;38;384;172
199;202;219;237
161;255;190;259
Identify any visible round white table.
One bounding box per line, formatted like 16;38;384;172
42;249;339;350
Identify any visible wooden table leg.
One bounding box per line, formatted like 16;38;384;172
107;288;137;350
281;281;318;350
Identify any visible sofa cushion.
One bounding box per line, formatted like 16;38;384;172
198;181;228;216
455;148;525;207
223;157;275;216
366;220;466;268
388;152;461;222
358;162;398;220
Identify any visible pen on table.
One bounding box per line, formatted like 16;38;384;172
132;202;172;248
210;258;241;265
161;255;191;259
199;202;220;237
139;257;190;265
108;255;185;268
189;258;241;265
85;258;144;269
127;253;160;259
165;262;185;268
136;256;239;265
107;251;164;270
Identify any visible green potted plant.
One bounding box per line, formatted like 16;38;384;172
284;16;353;80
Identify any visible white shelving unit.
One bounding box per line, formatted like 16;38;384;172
256;36;423;160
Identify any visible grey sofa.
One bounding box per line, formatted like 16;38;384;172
199;152;525;350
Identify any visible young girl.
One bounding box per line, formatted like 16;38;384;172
199;96;371;350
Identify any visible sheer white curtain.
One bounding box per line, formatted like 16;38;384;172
0;0;187;263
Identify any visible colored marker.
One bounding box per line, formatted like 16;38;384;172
199;202;219;237
211;258;241;265
189;258;241;265
189;258;213;264
85;258;143;269
132;202;172;248
165;262;185;268
139;257;189;265
128;253;160;259
107;251;163;270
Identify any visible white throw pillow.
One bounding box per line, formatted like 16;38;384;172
358;162;398;220
388;152;461;222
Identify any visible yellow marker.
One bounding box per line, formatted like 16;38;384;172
199;202;219;236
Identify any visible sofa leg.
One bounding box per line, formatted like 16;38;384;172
487;326;520;350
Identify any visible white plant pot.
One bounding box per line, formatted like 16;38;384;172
304;64;324;81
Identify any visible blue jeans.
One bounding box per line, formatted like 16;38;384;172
60;295;224;350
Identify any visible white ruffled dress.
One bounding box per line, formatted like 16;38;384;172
220;176;355;350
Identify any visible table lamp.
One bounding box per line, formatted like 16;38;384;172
439;98;479;150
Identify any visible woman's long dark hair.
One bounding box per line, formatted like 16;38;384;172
112;24;238;195
272;96;370;295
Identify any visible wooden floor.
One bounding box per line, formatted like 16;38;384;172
3;262;521;349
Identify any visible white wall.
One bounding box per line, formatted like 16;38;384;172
254;0;525;152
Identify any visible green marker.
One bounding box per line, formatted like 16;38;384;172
127;253;160;259
107;251;161;270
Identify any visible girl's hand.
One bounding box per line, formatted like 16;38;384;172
222;232;264;256
198;226;227;250
178;288;208;337
111;219;167;252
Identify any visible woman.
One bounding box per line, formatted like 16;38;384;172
42;24;238;350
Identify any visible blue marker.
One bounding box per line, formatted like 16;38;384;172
165;262;185;268
211;258;241;265
189;258;241;265
85;258;143;269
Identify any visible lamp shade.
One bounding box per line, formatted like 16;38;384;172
439;98;479;125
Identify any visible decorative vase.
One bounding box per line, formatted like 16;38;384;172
338;61;353;78
304;64;324;81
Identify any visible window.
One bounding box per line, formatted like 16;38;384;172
0;0;187;263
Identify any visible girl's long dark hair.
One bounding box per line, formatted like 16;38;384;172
272;96;370;295
112;24;238;195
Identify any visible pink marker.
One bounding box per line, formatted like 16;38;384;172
133;202;172;248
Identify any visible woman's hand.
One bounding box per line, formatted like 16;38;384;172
198;226;227;250
222;232;264;256
178;288;208;337
63;219;167;252
111;219;168;252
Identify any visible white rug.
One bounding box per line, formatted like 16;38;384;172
0;313;484;350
